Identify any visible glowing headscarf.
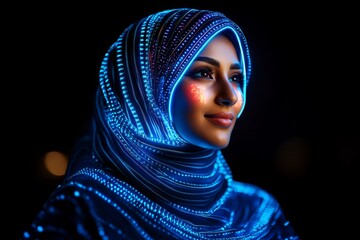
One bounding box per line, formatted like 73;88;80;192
67;8;251;210
70;8;250;210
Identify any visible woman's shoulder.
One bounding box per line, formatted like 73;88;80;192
227;180;299;239
229;180;281;210
231;180;275;197
21;167;132;239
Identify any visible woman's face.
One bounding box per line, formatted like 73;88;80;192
171;34;245;149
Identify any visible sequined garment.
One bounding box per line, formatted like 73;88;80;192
23;8;299;239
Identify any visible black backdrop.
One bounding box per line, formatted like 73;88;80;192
8;1;358;239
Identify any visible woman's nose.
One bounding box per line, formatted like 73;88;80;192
215;76;238;106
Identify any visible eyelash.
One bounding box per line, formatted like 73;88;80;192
186;66;244;89
190;66;216;79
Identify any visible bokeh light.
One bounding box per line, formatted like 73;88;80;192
43;151;68;176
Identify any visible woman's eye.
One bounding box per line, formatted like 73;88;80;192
230;73;244;89
188;67;214;79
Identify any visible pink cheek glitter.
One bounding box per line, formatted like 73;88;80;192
184;84;204;105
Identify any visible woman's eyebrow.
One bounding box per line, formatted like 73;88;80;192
195;56;220;67
195;56;241;70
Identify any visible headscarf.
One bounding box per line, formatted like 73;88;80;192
67;8;251;211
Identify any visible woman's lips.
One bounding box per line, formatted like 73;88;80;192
204;112;234;128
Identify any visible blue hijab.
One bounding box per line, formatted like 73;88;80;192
23;8;299;239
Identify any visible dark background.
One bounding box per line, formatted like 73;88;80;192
7;1;358;239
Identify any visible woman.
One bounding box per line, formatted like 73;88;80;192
23;8;299;239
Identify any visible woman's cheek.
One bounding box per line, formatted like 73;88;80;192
235;93;244;114
183;83;204;105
